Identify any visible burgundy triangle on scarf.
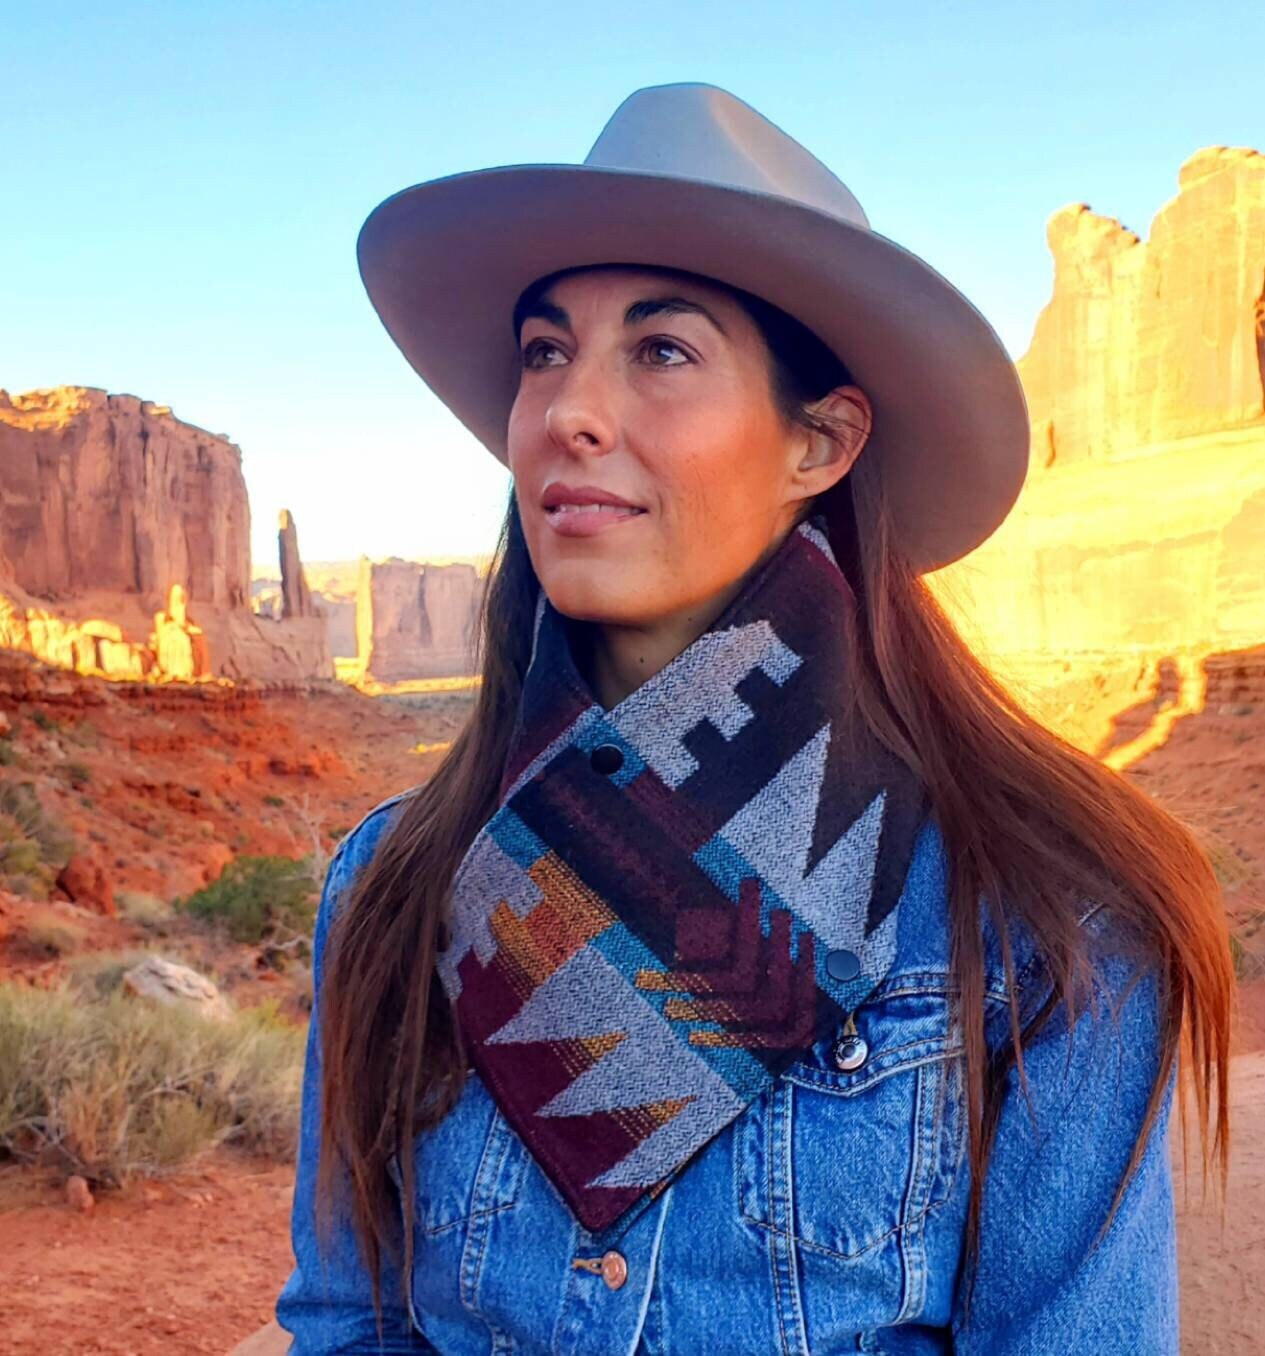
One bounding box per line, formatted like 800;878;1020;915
436;513;928;1240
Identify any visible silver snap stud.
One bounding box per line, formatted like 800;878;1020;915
832;1034;869;1072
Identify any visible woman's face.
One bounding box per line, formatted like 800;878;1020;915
507;266;868;628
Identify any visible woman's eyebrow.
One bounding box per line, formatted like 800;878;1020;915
519;295;728;339
624;296;729;336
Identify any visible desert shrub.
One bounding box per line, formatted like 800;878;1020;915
23;916;88;958
0;980;305;1183
116;890;173;931
174;855;317;945
0;780;76;899
59;761;92;789
263;794;285;808
1230;915;1265;982
63;719;101;749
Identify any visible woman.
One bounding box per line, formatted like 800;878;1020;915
276;84;1232;1354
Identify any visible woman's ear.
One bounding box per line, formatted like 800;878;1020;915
792;385;873;496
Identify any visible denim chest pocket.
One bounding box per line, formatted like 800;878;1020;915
396;1070;529;1237
737;988;966;1261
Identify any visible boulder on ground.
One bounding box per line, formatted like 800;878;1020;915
121;955;232;1022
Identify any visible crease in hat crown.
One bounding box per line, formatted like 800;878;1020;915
582;83;872;229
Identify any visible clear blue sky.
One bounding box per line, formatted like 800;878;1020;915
3;2;1261;568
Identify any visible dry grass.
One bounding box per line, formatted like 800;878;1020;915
22;916;88;958
0;779;76;899
115;888;174;931
0;982;305;1185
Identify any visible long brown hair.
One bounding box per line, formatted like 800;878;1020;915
317;263;1233;1327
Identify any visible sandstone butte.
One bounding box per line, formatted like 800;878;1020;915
928;143;1265;726
0;388;331;684
354;556;481;683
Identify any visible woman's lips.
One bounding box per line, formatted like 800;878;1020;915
543;504;648;537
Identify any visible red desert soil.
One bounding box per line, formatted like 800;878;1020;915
0;654;1261;1353
0;1154;295;1355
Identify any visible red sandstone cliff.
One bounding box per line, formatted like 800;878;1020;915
0;387;331;684
0;388;250;606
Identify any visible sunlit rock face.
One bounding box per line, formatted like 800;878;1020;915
0;387;251;606
931;146;1265;672
0;389;332;683
356;558;480;682
1020;146;1265;466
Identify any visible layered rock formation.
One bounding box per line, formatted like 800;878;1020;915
0;388;250;606
931;146;1265;672
0;388;331;683
1019;147;1265;467
356;558;481;681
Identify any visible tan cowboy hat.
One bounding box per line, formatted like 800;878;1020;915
356;81;1029;573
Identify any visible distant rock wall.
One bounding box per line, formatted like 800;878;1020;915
356;558;480;681
316;594;357;659
931;146;1265;674
0;389;331;683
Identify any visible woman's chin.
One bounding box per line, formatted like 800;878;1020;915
541;571;655;628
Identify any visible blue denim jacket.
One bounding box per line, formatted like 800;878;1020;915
276;791;1178;1354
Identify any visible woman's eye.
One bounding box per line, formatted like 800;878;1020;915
640;337;690;366
521;339;565;369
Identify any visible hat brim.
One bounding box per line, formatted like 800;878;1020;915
357;164;1029;573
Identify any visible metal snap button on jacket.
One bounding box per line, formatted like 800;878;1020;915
600;1250;628;1290
572;1250;628;1290
590;742;624;775
832;1033;869;1072
825;948;861;982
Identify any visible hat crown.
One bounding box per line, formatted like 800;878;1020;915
584;82;871;231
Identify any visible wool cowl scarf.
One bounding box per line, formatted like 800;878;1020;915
436;513;928;1241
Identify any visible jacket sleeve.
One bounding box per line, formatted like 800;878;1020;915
950;923;1180;1354
275;812;434;1354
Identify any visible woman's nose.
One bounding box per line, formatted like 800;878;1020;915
545;359;617;455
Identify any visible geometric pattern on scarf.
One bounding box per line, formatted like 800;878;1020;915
436;513;928;1237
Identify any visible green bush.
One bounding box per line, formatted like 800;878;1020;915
0;780;76;899
0;980;304;1183
174;855;317;944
